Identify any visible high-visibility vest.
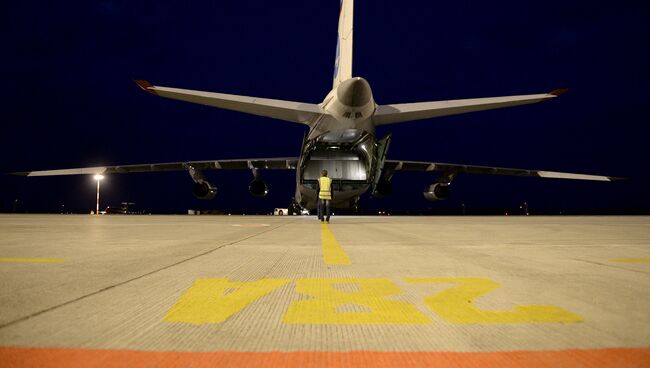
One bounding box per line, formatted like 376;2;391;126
318;177;333;200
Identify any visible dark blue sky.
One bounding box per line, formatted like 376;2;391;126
1;0;649;214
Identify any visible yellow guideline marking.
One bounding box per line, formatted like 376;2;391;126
0;258;64;263
164;278;289;325
231;224;270;227
284;278;430;324
405;277;583;324
321;224;351;265
610;259;650;263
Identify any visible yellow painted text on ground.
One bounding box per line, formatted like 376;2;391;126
165;277;584;325
406;277;583;324
164;278;289;324
284;278;430;324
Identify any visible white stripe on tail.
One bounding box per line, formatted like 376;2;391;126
333;0;354;88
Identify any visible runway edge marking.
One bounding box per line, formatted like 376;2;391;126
1;347;648;368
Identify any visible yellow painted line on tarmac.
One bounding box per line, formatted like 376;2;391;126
0;258;64;263
609;259;650;263
321;224;351;265
231;224;270;228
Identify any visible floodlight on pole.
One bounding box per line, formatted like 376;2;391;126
94;174;104;215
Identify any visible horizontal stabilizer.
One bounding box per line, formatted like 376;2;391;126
373;89;567;125
135;80;322;125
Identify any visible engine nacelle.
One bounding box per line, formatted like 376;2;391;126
249;179;269;197
192;181;217;200
374;179;393;198
423;183;449;201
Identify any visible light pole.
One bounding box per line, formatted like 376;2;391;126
94;174;104;215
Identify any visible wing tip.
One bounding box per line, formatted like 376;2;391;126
134;80;158;96
537;170;623;182
608;176;627;181
549;88;569;97
7;172;30;176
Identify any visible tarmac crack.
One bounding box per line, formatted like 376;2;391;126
572;258;650;276
0;221;295;331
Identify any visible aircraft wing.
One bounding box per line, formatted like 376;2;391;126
373;89;567;125
135;80;322;125
11;158;299;177
384;160;621;182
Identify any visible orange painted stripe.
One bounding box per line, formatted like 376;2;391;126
1;347;649;368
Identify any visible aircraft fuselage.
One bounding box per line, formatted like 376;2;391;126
295;77;378;209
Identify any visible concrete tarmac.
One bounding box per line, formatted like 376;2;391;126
0;214;648;367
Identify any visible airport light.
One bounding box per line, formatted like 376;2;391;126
93;174;104;215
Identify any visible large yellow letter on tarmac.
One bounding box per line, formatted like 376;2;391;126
164;278;289;324
405;277;583;324
284;278;430;324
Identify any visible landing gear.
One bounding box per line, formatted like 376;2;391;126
289;198;305;215
351;197;360;213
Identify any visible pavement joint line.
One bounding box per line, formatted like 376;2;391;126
0;221;294;331
321;224;351;265
0;258;64;263
609;259;650;263
260;248;292;279
572;258;650;275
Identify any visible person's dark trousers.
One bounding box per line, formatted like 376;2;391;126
318;199;331;222
317;198;323;220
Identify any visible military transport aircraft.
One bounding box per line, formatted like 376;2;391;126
14;0;618;210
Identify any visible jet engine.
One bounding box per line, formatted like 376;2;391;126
249;179;269;197
423;183;449;201
192;181;217;200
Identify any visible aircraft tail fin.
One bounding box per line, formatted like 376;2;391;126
333;0;354;88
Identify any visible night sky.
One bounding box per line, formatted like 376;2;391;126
1;0;649;214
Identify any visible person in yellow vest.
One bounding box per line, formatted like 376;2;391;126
317;169;333;223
